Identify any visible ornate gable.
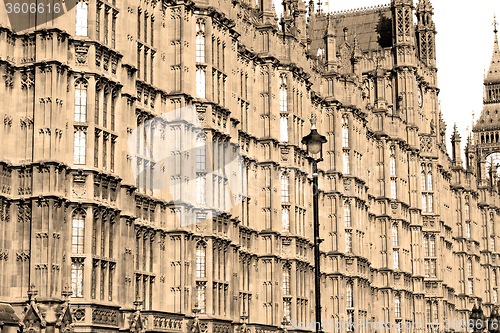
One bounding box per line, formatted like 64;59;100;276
56;303;74;333
22;301;44;333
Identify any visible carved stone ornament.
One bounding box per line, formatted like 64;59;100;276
129;310;145;333
75;46;89;66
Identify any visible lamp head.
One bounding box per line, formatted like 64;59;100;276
301;127;327;156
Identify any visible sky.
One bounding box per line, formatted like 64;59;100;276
274;0;500;160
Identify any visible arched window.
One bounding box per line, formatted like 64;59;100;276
76;0;88;36
425;301;431;322
196;69;206;98
72;209;86;254
467;258;472;277
427;171;432;191
421;165;426;191
196;175;206;205
283;265;291;295
432;302;438;321
465;222;471;239
71;261;84;297
429;236;435;257
392;223;398;247
196;242;206;278
196;20;205;62
282;207;290;232
279;74;287;112
465;203;470;220
343;151;350;174
74;131;86;165
394;294;401;317
281;172;289;203
196;133;206;170
345;231;352;253
423;236;429;257
342;116;349;148
280;114;288;142
346;281;353;307
390;146;396;176
393;250;399;269
344;202;351;228
279;74;288;142
196;283;206;313
75;80;88;122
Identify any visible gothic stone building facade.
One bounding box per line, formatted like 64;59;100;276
0;0;499;332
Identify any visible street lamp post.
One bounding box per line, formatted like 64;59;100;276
301;116;327;333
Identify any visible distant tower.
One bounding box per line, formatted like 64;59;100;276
472;15;500;187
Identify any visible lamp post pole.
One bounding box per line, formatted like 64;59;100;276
313;157;321;333
301;116;327;333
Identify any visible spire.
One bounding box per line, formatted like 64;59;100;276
485;14;500;84
473;16;500;132
353;33;362;59
466;128;472;146
451;123;461;141
325;14;335;37
324;14;337;72
416;0;433;13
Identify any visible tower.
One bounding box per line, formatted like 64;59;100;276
391;0;415;55
416;0;437;68
472;15;500;187
391;0;417;137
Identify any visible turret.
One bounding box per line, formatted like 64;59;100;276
391;0;416;121
451;123;463;168
324;15;337;72
416;0;437;67
352;34;362;78
391;0;414;49
465;132;476;174
260;0;275;24
296;0;307;45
